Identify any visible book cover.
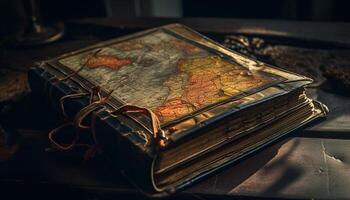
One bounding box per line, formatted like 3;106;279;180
28;24;328;196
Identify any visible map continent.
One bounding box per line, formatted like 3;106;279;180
59;30;274;124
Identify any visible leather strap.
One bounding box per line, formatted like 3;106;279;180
110;105;168;147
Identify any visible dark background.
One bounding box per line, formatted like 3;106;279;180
1;0;350;38
1;1;350;200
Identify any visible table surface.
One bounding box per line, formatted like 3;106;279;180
1;17;350;200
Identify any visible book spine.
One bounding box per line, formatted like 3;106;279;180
28;66;158;194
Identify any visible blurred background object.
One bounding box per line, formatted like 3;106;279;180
13;0;64;46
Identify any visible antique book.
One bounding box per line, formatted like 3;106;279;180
28;24;328;196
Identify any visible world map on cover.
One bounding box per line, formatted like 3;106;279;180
59;30;275;124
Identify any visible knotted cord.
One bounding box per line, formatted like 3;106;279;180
48;86;113;153
47;49;108;155
46;48;168;160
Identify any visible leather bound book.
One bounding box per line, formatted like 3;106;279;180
28;24;328;196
